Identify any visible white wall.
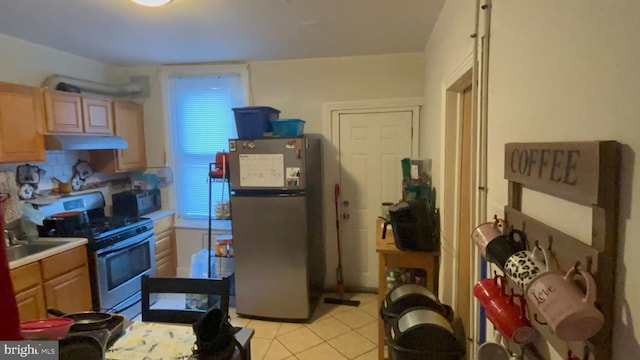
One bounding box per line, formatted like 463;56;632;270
125;54;425;165
423;0;640;358
421;0;477;310
0;34;124;86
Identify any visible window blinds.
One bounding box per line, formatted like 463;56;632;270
170;75;244;219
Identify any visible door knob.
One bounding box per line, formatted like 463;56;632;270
342;213;350;219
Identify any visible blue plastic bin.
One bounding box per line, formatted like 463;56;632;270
232;106;280;139
271;119;305;136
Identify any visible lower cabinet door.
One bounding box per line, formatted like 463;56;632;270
155;228;176;277
44;266;92;313
15;286;47;322
156;255;175;278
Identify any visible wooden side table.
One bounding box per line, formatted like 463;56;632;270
376;218;440;360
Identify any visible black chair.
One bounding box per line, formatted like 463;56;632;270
140;275;253;359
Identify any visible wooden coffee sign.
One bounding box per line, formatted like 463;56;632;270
504;141;619;207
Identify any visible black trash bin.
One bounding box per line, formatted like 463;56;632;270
380;283;453;323
387;306;465;360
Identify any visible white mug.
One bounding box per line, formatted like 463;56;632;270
504;246;548;289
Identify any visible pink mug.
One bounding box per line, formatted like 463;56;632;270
472;217;509;257
526;267;604;341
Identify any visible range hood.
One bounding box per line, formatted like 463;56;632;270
44;134;129;150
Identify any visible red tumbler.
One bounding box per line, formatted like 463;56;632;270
0;193;22;340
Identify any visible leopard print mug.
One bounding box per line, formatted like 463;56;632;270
504;246;549;290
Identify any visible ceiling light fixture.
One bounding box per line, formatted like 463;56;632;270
131;0;172;7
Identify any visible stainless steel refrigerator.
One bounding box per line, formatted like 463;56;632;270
228;135;324;321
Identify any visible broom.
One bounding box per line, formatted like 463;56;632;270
324;184;360;307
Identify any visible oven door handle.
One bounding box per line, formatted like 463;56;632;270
97;231;153;256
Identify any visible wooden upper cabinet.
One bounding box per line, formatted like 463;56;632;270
0;82;45;163
44;90;116;135
92;99;147;172
43;89;83;133
113;100;146;171
81;94;114;134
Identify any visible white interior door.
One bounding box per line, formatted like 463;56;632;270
337;109;414;289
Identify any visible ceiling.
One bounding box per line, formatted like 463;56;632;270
0;0;445;66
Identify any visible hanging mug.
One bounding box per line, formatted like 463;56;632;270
526;266;604;341
472;216;509;257
504;246;549;289
473;274;508;305
485;229;528;271
484;291;536;345
474;275;536;345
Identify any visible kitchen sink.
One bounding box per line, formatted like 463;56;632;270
6;241;69;263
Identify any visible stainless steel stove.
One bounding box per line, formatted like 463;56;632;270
37;192;156;320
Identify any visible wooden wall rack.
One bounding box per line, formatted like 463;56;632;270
502;141;620;360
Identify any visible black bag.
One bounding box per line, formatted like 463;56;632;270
192;308;240;360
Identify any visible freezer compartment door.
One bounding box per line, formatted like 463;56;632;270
228;137;307;191
231;194;310;320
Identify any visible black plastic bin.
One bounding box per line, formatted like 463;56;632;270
380;283;453;324
386;307;465;360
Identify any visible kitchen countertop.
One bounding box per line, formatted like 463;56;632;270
175;218;231;231
143;209;176;222
142;209;232;230
8;237;88;270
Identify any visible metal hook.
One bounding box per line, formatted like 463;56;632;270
567;350;579;360
586;256;593;273
535;239;541;249
582;345;591;360
574;261;582;274
533;313;548;325
547;236;554;251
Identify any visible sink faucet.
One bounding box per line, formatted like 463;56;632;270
4;230;18;247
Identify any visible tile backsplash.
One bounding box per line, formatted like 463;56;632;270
0;150;126;191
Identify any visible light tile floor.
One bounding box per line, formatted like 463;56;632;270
147;292;380;360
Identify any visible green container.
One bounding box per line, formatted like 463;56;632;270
401;158;412;181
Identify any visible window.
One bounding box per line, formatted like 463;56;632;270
167;65;249;220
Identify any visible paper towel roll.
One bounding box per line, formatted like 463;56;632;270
0;172;21;224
